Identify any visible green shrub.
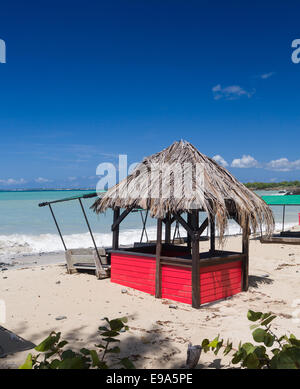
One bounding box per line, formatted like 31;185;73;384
201;310;300;369
19;316;135;369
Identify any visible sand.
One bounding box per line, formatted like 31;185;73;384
1;233;300;369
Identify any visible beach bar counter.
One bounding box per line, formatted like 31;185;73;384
109;243;244;306
92;141;274;308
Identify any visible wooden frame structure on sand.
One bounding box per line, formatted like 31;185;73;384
108;206;250;308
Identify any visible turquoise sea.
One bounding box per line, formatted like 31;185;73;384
0;190;299;261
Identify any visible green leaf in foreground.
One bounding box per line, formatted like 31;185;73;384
252;328;267;343
200;310;300;369
35;334;57;352
247;310;262;322
19;353;33;369
120;357;135;369
261;315;276;326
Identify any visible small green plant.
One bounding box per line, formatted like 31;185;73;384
19;316;135;369
201;310;300;369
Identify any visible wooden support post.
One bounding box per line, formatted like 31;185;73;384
155;218;163;298
112;207;120;250
165;213;171;244
210;214;215;254
191;210;200;308
187;212;192;251
242;218;250;291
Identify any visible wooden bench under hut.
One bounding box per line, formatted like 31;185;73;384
92;140;274;308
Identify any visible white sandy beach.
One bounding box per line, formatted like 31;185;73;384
1;233;300;369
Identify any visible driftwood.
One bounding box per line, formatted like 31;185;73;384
186;343;202;369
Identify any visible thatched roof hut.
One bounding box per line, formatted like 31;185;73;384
92;140;274;240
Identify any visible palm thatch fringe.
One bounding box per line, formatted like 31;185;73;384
91;140;274;241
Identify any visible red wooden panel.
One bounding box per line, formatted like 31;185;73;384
160;266;192;280
161;281;192;293
162;293;192;304
201;281;242;297
199;260;242;305
111;252;242;306
112;256;156;269
111;273;155;286
200;272;241;286
111;252;156;295
200;286;241;304
111;278;155;295
200;268;241;281
112;265;156;278
161;264;192;304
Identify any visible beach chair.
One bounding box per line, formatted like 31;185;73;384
65;247;110;279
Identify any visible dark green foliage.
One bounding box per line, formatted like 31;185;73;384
19;317;135;369
244;181;300;190
201;310;300;369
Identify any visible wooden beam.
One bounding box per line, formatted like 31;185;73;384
187;213;192;250
191;210;200;308
261;236;300;245
112;208;120;250
111;205;134;231
160;254;245;268
242;217;250;291
198;217;208;236
155;218;163;298
173;213;194;237
210;215;215;253
165;213;171;244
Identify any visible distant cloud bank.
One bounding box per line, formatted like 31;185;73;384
231;155;259;168
1;153;300;189
0;178;27;185
266;158;300;172
212;155;228;167
212;154;300;172
212;84;255;100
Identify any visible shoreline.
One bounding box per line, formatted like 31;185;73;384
1;224;299;271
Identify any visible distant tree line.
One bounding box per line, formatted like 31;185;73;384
244;181;300;190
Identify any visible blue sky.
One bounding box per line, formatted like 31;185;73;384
0;0;300;189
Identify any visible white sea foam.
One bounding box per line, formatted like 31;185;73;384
0;221;295;262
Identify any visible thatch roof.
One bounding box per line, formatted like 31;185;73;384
91;140;274;239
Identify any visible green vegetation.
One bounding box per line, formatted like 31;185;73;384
244;181;300;190
201;310;300;369
19;316;135;369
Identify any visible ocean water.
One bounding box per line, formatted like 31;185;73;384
0;190;299;261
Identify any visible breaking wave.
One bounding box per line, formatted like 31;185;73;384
0;221;294;262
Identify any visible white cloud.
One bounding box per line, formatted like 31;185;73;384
260;72;276;79
0;178;27;186
266;158;300;172
67;176;77;181
231;155;259;168
212;84;255;100
212;155;228;167
35;177;51;183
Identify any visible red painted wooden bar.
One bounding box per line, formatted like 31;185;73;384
109;246;244;306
